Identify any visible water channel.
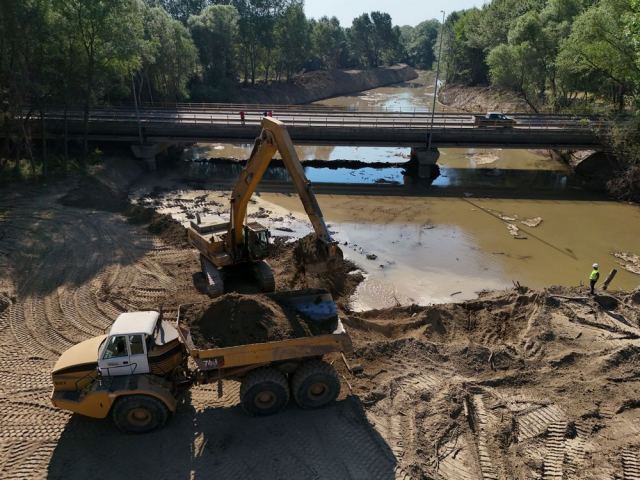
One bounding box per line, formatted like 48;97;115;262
160;71;639;310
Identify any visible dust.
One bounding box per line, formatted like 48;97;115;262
182;292;335;348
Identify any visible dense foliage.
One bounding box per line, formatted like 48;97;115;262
440;0;640;113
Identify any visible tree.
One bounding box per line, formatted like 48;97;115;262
312;17;346;69
348;14;375;67
188;4;239;85
557;0;638;109
274;3;310;81
403;20;440;69
56;0;144;156
146;0;212;24
142;6;198;101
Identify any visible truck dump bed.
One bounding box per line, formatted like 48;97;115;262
176;290;352;371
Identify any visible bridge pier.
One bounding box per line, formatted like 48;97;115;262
131;143;169;171
410;147;440;180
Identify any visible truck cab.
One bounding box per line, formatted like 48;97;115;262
98;311;181;377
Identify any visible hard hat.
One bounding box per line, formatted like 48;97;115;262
592;263;599;268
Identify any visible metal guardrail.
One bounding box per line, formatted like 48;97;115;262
32;110;607;132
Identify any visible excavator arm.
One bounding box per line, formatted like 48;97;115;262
226;118;339;267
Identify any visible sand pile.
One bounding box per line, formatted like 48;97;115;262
182;292;336;348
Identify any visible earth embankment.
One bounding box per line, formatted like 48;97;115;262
439;83;534;113
229;64;418;104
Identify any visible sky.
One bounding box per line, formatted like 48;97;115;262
304;0;488;27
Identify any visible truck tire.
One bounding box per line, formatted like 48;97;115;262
240;368;289;416
200;254;224;297
112;395;169;433
291;360;340;409
253;260;275;292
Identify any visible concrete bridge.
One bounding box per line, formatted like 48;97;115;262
11;104;607;169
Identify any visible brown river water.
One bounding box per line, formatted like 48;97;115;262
159;71;639;310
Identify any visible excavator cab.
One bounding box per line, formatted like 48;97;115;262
245;222;270;260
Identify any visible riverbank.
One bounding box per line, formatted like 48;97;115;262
438;83;533;113
227;64;418;105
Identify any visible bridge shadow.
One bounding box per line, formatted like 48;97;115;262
47;395;397;480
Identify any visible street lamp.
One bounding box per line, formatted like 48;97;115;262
427;10;446;151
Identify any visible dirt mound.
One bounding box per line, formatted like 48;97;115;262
125;205;189;248
268;236;362;304
58;176;127;212
182;292;335;348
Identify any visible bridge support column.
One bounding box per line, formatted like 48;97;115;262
131;144;168;171
410;147;440;180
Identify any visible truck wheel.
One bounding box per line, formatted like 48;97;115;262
253;260;275;292
240;368;289;416
200;254;224;297
291;360;340;409
112;395;169;433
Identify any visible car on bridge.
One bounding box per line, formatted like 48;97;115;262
473;112;517;128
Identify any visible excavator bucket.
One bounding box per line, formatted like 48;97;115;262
293;235;344;275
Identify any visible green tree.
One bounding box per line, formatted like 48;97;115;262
274;3;310;81
56;0;144;155
311;16;346;69
348;14;375;67
188;4;239;85
557;0;638;109
404;20;440;69
142;6;198;101
147;0;212;24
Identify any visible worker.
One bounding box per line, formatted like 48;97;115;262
589;263;600;295
239;110;245;125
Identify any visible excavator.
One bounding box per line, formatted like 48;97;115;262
187;117;343;296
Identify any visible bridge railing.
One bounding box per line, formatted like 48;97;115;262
29;107;611;134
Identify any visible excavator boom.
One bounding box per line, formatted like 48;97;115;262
226;117;341;272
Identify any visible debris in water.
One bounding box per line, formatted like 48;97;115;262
612;251;640;275
507;223;527;239
521;216;543;228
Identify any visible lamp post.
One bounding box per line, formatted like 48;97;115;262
427;10;446;151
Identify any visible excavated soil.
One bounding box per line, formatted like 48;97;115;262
182;293;336;348
1;182;639;479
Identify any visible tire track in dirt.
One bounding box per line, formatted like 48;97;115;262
542;421;567;480
623;448;640;480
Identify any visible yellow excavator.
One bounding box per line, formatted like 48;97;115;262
188;117;343;295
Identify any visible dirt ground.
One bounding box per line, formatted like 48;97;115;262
1;179;639;479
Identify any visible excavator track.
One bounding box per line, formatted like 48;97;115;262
253;260;275;293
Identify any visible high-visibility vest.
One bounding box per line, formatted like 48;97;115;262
590;269;599;281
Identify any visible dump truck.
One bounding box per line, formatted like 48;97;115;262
188;117;343;296
51;289;352;433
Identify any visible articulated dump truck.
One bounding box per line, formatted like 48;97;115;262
51;289;352;433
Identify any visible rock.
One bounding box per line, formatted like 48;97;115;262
366;253;378;260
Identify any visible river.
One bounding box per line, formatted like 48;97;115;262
148;71;640;310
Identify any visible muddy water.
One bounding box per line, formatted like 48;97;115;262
172;71;639;309
258;193;640;309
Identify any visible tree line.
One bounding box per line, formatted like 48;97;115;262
439;0;640;113
0;0;442;176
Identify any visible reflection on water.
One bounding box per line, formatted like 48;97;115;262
187;161;570;191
